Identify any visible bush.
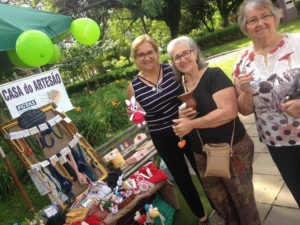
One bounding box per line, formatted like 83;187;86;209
193;24;245;51
67;79;132;148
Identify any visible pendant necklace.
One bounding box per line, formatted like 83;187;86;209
138;65;162;93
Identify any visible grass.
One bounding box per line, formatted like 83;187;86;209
0;183;50;225
172;175;213;225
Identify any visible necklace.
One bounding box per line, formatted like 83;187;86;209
138;65;162;92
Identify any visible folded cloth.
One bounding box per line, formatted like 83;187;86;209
66;207;89;224
139;163;168;183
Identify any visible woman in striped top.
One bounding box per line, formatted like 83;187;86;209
127;34;210;225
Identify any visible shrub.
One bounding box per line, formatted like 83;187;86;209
192;24;245;50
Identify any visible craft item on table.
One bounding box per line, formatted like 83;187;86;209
38;123;55;148
144;204;154;224
125;148;150;165
138;163;168;183
133;133;147;145
149;204;165;225
66;207;90;224
110;203;119;214
99;200;113;211
126;176;153;195
18;108;46;129
87;204;109;221
105;168;123;189
134;211;147;225
87;181;112;200
125;96;146;128
69;143;98;182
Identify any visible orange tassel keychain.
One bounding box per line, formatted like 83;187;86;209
178;138;186;149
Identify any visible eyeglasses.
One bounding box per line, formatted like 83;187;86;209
172;50;192;64
135;50;156;60
246;14;274;26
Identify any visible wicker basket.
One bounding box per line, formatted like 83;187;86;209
152;195;175;225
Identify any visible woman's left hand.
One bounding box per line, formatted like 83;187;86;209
172;117;193;137
280;99;300;118
179;107;197;119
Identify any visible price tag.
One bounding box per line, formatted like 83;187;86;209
40;160;50;167
29;127;39;135
68;138;78;148
64;117;72;123
54;115;63;123
47;118;56;127
38;123;49;131
9;132;19;140
21;130;31;138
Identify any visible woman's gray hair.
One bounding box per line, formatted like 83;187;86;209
238;0;282;35
167;36;208;81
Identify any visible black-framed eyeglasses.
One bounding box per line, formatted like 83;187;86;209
172;50;192;64
135;50;156;60
246;14;274;26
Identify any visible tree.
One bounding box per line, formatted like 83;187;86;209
181;0;216;33
214;0;244;27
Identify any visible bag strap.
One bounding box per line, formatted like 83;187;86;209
196;119;236;154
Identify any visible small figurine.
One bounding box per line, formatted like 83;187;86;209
134;211;147;225
125;96;146;128
110;203;119;214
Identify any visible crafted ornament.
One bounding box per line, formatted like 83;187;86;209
125;96;146;128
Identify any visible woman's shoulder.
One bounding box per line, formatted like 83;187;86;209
285;32;300;41
161;63;172;69
206;67;226;76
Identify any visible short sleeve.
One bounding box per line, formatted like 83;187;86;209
209;67;234;94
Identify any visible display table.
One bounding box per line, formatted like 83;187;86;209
103;180;180;225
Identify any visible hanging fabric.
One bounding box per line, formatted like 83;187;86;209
47;159;73;194
70;143;98;182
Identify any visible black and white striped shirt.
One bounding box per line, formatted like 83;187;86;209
132;63;183;134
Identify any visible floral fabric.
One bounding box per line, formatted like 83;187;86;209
233;33;300;146
194;134;261;225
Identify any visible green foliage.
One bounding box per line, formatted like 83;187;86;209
192;24;244;51
68;79;132;147
0;138;28;199
0;182;50;225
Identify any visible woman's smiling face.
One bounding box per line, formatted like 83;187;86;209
245;7;276;39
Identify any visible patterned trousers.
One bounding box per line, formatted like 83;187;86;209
194;134;261;225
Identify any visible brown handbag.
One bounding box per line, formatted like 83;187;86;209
196;120;235;179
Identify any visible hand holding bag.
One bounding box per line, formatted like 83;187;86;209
197;120;235;179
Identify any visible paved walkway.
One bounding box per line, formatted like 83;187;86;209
209;114;300;225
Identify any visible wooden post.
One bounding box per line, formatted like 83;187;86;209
0;146;35;213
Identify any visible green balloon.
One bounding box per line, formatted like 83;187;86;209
16;30;54;67
70;18;100;46
7;49;34;69
48;45;61;64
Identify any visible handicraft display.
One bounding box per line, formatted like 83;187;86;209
0;103;108;208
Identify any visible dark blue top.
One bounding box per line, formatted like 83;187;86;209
132;63;183;134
